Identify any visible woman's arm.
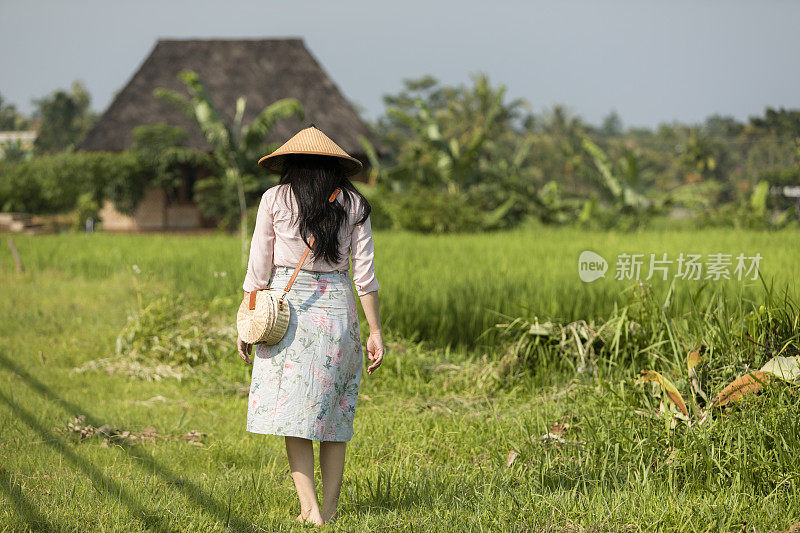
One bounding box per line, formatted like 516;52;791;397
238;190;275;364
242;190;275;293
358;291;383;374
350;214;380;296
350;213;383;373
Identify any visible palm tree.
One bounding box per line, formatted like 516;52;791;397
382;74;518;194
154;69;304;264
581;136;652;212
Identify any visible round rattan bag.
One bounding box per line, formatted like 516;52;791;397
237;289;290;345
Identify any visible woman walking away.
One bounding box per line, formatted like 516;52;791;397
237;125;385;526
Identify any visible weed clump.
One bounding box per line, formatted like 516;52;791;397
73;292;238;381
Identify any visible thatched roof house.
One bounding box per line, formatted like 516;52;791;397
79;38;383;231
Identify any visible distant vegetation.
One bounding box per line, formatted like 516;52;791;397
2;230;799;530
1;75;799;231
362;75;800;232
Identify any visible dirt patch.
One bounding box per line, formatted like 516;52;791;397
57;415;207;447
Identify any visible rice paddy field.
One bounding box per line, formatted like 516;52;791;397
1;227;799;532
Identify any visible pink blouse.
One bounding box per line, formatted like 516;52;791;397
242;183;380;297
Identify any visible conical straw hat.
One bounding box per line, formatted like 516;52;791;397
258;124;363;177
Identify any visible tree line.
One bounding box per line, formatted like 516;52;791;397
1;74;799;231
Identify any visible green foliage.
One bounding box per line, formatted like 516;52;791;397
352;182;394;230
361;183;528;233
130;123;215;200
0;159;46;212
463;182;527;230
382;187;483;233
691;179;799;230
0;139;34;163
748;107;800;138
677;130;724;180
71;192;100;232
131;123;190;166
195;169;261;230
153;69;303;197
379;74;525;193
0;126;215;217
582;136;646;209
32;80;96;154
0;151;145;213
370;78;800;232
0;92;32;131
370;75;545;231
599;110;623;137
98;153;151;216
749;180;769;217
758;165;800;186
4;75;800;236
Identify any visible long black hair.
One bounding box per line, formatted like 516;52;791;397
278;154;371;264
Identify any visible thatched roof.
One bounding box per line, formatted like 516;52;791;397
78;38;384;159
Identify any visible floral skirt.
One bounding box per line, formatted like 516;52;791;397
246;265;363;442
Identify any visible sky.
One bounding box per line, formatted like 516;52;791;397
1;0;799;129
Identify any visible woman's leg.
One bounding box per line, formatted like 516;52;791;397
284;436;323;525
319;441;347;523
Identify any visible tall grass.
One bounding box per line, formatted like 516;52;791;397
6;227;799;350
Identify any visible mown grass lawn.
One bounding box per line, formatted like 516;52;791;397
1;228;799;532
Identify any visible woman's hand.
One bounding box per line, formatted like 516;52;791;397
365;330;384;375
237;334;253;365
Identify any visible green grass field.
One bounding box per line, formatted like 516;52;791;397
5;226;798;349
1;228;799;531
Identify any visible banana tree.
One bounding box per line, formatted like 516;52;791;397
384;79;510;193
154;69;304;264
680;129;718;180
582;136;653;212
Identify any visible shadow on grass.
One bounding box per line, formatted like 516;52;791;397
0;351;271;533
0;466;64;532
341;456;603;521
0;388;173;532
342;465;447;518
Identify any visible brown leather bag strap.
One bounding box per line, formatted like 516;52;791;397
282;187;341;294
248;290;258;310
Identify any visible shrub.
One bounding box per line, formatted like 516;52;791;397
758;166;800;187
353;182;394;230
71;192;100;232
382;186;484;233
0;152;147;214
0;147;213;218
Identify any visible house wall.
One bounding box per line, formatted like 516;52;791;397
166;203;202;229
99;186;203;231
